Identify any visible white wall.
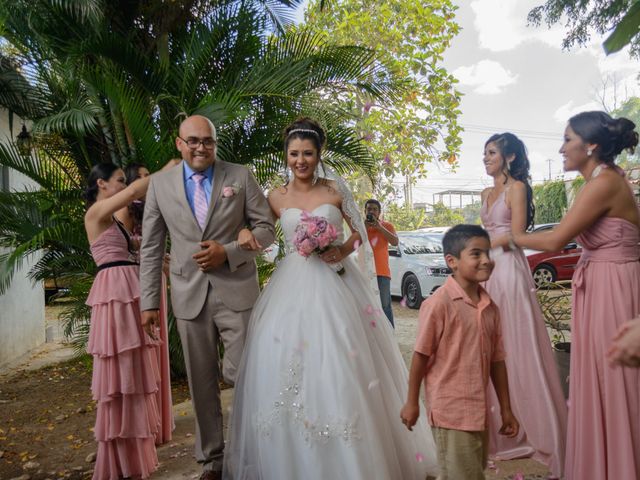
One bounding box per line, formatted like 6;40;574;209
0;110;46;367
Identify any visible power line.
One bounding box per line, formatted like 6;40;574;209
462;123;560;137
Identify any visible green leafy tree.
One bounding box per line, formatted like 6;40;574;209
528;0;640;57
304;0;463;196
383;203;427;231
612;96;640;167
426;202;464;227
0;0;402;374
461;201;481;225
533;180;568;224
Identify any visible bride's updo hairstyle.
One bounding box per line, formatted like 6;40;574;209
569;111;639;165
283;117;327;154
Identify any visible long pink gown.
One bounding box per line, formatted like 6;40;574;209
481;190;567;478
567;199;640;477
155;274;174;444
86;222;161;480
132;230;174;445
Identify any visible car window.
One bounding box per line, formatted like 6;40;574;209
400;234;443;254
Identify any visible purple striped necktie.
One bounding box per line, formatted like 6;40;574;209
192;173;208;229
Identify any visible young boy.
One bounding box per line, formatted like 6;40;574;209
400;224;519;480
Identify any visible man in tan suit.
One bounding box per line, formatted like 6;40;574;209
140;115;275;480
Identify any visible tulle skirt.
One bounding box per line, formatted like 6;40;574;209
223;253;438;480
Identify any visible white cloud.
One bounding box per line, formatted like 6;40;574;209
453;60;518;94
553;100;602;123
470;0;566;52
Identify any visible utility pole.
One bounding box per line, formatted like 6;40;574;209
404;174;412;207
547;158;553;181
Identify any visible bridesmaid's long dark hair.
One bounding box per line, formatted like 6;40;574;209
124;163;147;236
486;132;535;230
84;163;120;209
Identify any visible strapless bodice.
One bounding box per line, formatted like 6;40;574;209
280;204;344;254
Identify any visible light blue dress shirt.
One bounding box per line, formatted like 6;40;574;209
183;162;214;217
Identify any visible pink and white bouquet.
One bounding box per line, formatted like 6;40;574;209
293;211;345;275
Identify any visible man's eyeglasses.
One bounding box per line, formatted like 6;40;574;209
178;136;217;150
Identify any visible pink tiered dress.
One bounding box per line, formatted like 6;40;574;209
481;190;567;478
566;209;640;478
86;222;161;480
155;274;174;444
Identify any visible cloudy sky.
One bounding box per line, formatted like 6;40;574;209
408;0;640;206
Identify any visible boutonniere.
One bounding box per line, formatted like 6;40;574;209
222;182;241;198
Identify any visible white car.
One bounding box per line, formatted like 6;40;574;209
418;226;452;234
389;232;451;309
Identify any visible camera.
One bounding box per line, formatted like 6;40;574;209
366;214;375;223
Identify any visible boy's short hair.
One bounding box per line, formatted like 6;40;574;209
443;224;490;258
364;199;382;210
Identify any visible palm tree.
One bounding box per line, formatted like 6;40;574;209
0;0;405;374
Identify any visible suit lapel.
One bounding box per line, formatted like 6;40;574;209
172;161;201;232
204;160;226;233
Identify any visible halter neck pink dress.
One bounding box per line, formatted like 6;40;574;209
565;166;640;479
481;188;567;478
86;221;161;480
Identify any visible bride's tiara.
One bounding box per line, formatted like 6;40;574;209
287;128;320;138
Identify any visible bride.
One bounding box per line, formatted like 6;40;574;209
223;117;438;479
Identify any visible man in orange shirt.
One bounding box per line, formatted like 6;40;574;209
365;199;398;326
400;225;519;479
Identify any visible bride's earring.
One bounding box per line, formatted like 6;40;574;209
587;148;593;156
280;166;291;185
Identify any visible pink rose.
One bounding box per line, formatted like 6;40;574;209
222;186;234;197
299;238;317;256
307;222;318;236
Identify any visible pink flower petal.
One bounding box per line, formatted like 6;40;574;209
400;297;407;307
353;240;361;250
371;237;378;247
370;320;377;328
415;452;424;463
364;304;375;315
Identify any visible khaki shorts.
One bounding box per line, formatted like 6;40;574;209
432;427;488;480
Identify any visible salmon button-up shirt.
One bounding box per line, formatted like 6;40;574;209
415;275;506;432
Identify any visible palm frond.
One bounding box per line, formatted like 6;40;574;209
0;142;82;192
48;0;103;24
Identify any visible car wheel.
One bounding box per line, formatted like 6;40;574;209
402;274;423;309
533;264;556;287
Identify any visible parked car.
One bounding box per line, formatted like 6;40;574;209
389;232;451;309
418;226;451;234
524;223;582;287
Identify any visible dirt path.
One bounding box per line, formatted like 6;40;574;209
0;301;553;480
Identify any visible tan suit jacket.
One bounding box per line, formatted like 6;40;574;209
139;160;275;318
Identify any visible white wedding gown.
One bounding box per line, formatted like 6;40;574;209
223;204;438;480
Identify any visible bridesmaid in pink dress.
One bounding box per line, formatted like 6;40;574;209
502;111;640;480
84;160;177;479
119;163;174;445
480;133;567;478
